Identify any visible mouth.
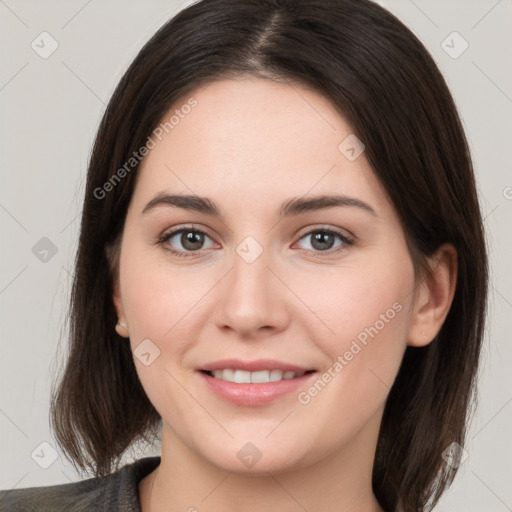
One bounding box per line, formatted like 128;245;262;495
196;359;319;406
199;368;317;383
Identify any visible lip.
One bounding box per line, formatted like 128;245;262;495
200;358;314;373
197;359;318;407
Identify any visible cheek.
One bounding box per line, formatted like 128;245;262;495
292;253;413;347
118;243;218;395
119;250;206;417
291;252;414;407
120;235;207;339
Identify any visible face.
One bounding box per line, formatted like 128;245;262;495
113;77;419;474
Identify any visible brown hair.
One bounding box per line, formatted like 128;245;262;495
49;1;488;510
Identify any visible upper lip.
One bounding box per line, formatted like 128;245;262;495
200;359;316;373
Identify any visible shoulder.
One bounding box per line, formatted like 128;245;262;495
0;456;161;512
0;477;104;512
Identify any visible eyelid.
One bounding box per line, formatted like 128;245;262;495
160;223;212;238
295;224;355;243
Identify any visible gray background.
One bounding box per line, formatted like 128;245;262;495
1;0;511;510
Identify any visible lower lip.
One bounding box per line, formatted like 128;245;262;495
198;371;317;407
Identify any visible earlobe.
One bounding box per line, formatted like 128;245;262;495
407;244;457;347
115;318;130;338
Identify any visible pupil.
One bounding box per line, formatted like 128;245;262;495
183;231;204;250
312;232;333;251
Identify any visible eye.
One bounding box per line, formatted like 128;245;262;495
158;226;217;258
294;227;354;255
157;225;354;259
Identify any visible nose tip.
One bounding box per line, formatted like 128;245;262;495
212;249;289;337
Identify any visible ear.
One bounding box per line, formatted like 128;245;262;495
407;243;457;347
106;237;130;337
112;271;130;338
106;238;124;318
112;274;124;318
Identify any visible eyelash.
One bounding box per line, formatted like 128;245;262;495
157;225;354;259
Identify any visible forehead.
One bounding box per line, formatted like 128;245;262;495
130;77;390;219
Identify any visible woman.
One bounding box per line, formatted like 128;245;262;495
0;0;488;510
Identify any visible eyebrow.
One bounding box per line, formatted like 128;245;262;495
141;192;378;218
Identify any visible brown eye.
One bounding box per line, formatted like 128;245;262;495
296;228;354;255
159;227;216;258
177;230;206;251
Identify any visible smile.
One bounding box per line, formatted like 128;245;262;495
197;359;318;406
202;368;314;383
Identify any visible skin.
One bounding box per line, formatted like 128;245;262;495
112;77;457;512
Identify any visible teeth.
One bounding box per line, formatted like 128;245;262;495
234;370;251;384
269;369;283;382
251;370;270;383
209;369;306;383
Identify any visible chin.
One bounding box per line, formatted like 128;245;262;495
193;435;312;475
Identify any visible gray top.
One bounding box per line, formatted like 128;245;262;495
0;456;161;511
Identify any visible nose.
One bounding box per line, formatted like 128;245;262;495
213;245;290;339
